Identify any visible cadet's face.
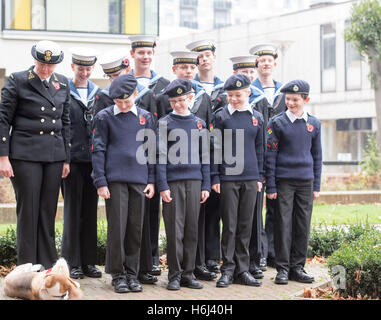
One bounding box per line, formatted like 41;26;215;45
197;50;216;72
130;48;154;68
107;68;128;83
235;68;256;83
168;94;192;114
72;64;94;82
172;64;197;80
34;60;57;79
256;55;276;77
285;93;308;116
114;90;138;113
227;88;251;109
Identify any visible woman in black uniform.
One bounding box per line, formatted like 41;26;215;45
0;40;71;269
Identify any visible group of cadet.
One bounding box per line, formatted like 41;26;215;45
0;36;322;294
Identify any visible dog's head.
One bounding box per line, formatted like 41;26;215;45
39;273;83;300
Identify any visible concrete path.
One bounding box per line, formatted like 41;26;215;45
0;263;330;300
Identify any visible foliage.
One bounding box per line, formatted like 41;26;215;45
360;133;381;183
327;229;381;299
344;0;381;83
0;227;17;266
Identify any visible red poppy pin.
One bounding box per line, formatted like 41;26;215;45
252;116;258;126
307;123;314;132
209;123;214;131
53;82;60;90
197;121;203;130
139;115;146;125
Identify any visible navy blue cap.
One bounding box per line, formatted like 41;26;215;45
280;80;310;95
109;74;137;100
163;78;192;98
223;74;251;91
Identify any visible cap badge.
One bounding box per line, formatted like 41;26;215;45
236;80;242;88
123;93;129;99
293;85;299;92
177;87;183;95
44;50;52;62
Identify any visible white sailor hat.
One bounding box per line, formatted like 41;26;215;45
98;49;130;75
186;39;216;53
31;40;64;64
70;47;99;66
128;35;157;49
249;43;278;58
230;55;258;70
170;51;200;65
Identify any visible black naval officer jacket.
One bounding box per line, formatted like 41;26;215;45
0;66;71;163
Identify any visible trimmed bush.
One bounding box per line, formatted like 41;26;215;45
0;227;17;266
327;229;381;299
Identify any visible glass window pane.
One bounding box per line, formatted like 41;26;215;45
321;23;336;92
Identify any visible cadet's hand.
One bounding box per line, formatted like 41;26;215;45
144;184;155;199
212;183;220;194
0;156;14;178
161;190;172;203
200;190;210;204
313;191;319;201
98;186;110;199
62;162;70;179
266;192;277;199
257;182;263;192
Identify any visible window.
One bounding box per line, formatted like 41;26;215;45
214;9;231;28
3;0;159;35
321;23;336;92
345;21;362;90
180;0;198;29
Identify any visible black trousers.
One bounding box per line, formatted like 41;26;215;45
105;182;146;278
139;197;153;273
249;189;264;268
162;180;201;282
220;180;257;276
204;190;221;261
10;159;63;269
61;162;98;267
274;179;313;273
150;191;161;266
264;198;277;261
195;204;206;267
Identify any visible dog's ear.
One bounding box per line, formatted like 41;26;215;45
44;274;55;288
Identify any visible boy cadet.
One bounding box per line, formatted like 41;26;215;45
155;51;216;282
248;44;287;272
186;39;224;273
91;74;155;293
129;35;170;277
230;55;257;83
265;80;322;285
61;47;102;280
211;74;264;288
156;78;210;291
93;49;157;118
94;49;158;284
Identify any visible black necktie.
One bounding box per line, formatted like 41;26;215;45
43;80;49;88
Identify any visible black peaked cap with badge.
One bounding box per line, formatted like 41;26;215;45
163;78;192;98
223;74;251;91
280;80;310;95
109;74;138;100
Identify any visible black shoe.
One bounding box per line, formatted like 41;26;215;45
249;266;264;279
206;260;220;273
259;258;267;271
82;265;102;278
194;265;217;281
233;271;262;287
127;277;142;292
274;270;289;285
113;277;130;293
289;268;315;283
167;279;180;291
216;273;233;288
70;266;84;279
138;272;158;284
180;278;203;289
149;265;161;276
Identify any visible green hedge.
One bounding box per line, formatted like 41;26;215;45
327;230;381;299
